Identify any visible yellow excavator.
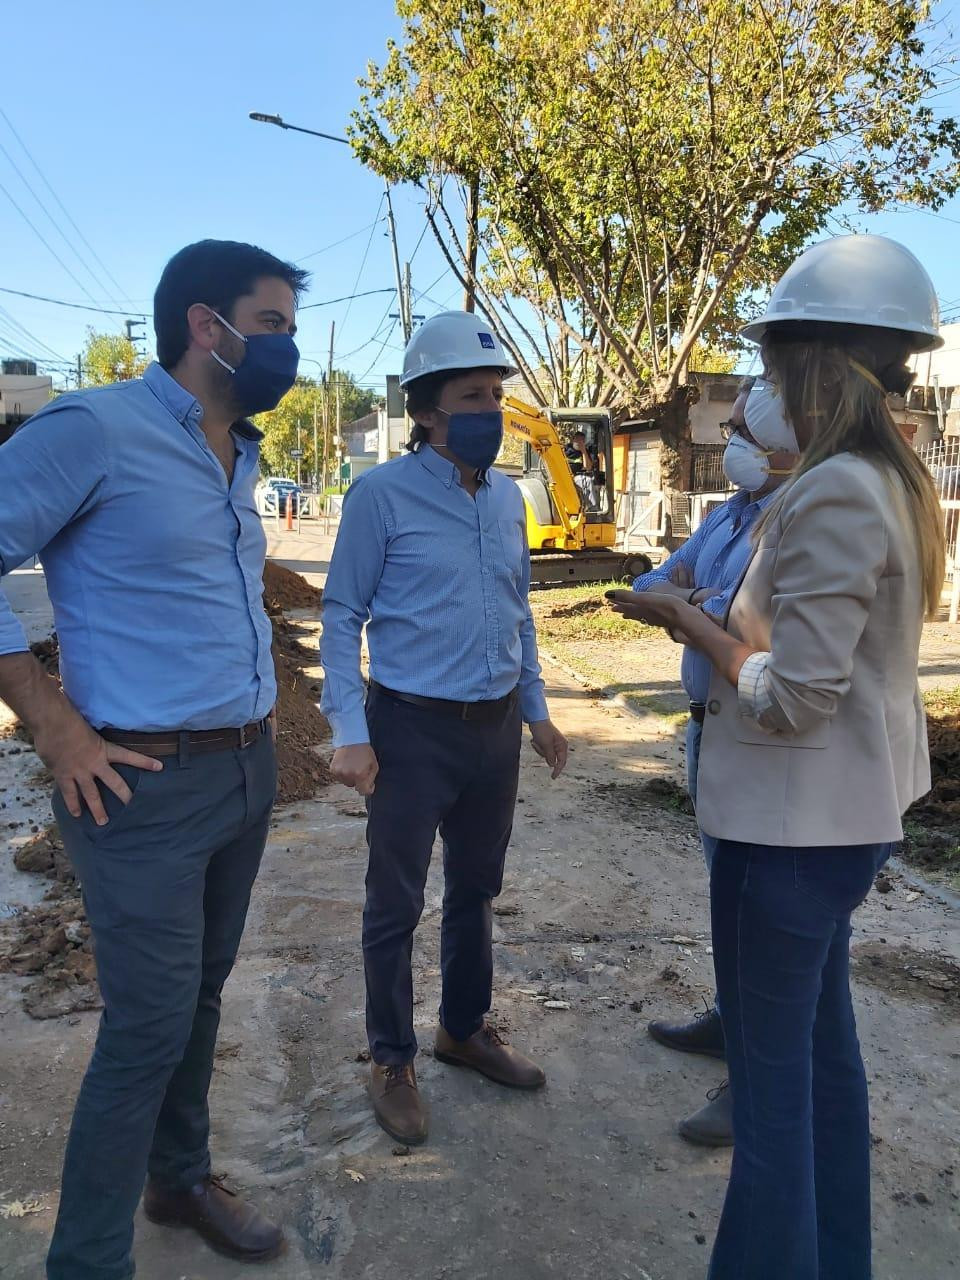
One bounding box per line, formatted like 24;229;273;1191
501;396;653;585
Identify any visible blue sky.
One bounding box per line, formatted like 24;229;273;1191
3;0;960;394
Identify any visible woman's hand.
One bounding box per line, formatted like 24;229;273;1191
606;589;696;641
607;590;755;689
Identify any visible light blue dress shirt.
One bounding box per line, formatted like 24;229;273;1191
0;363;277;730
632;488;776;703
320;445;549;747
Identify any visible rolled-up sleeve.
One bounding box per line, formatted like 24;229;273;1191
0;399;107;655
739;467;887;735
319;477;388;747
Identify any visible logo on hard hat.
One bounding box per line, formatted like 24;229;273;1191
478;332;496;349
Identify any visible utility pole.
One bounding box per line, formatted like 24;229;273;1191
125;319;146;349
321;321;335;495
384;184;410;340
76;353;83;389
336;379;343;493
463;175;480;313
403;261;414;338
296;418;302;486
312;394;319;490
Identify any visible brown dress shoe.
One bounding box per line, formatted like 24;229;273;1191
142;1175;284;1262
434;1023;546;1089
370;1062;429;1145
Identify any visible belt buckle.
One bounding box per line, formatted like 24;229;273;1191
460;702;471;721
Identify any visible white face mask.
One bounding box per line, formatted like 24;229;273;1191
723;434;781;492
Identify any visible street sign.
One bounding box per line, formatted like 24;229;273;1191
289;448;303;459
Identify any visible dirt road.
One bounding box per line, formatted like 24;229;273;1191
1;548;959;1278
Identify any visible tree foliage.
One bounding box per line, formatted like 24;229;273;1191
255;373;376;480
81;328;149;385
352;0;960;411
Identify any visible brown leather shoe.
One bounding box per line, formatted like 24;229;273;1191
370;1062;429;1145
142;1176;284;1262
434;1023;546;1089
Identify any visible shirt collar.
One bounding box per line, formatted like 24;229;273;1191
728;487;779;519
416;444;489;488
142;362;262;440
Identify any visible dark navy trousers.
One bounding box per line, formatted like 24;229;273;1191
362;684;521;1065
46;730;276;1280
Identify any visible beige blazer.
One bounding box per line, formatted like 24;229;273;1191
696;452;930;847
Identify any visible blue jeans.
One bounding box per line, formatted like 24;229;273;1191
708;840;891;1280
46;731;276;1280
685;717;717;869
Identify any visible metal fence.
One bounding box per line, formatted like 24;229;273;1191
916;438;960;622
690;444;732;495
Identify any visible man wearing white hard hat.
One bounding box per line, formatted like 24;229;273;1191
320;311;567;1146
609;234;943;1280
635;378;799;1147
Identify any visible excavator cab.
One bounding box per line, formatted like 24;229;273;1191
502;396;651;582
516;407;616;544
549;413;615;521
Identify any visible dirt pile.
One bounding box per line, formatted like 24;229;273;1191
1;828;98;1020
23;571;330;808
272;614;331;804
263;559;324;614
902;698;960;882
2;567;331;1017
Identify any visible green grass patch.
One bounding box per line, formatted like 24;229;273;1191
529;581;660;646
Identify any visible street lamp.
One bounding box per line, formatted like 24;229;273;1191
248;110;410;340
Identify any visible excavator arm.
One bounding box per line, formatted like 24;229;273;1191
501;395;584;541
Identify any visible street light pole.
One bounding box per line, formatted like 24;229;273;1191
249;111;411;339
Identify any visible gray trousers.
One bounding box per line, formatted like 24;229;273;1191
46;730;276;1280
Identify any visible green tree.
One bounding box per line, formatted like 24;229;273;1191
255;372;376;482
353;0;960;411
81;328;149;385
688;345;738;375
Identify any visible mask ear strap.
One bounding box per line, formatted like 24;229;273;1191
848;358;885;393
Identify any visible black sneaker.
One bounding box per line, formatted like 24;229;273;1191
678;1080;734;1147
648;1003;725;1059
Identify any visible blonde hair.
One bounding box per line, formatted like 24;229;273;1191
761;336;945;618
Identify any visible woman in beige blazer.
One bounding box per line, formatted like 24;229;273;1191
610;235;945;1280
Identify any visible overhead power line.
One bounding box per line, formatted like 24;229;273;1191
0;304;69;362
0;179;109;307
340;193;387;338
0;136;126;312
0;286;148;318
0;107;131;304
300;287;396;312
295;218;386;263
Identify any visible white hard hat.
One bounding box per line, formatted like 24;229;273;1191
399;310;518;386
741;234;942;352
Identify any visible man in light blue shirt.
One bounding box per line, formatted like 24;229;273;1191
321;311;568;1147
0;240;308;1278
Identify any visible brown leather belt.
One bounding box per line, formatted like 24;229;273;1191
689;702;706;725
100;719;268;758
371;681;518;722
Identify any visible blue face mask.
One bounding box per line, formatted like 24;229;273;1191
210;310;299;416
438;408;504;471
